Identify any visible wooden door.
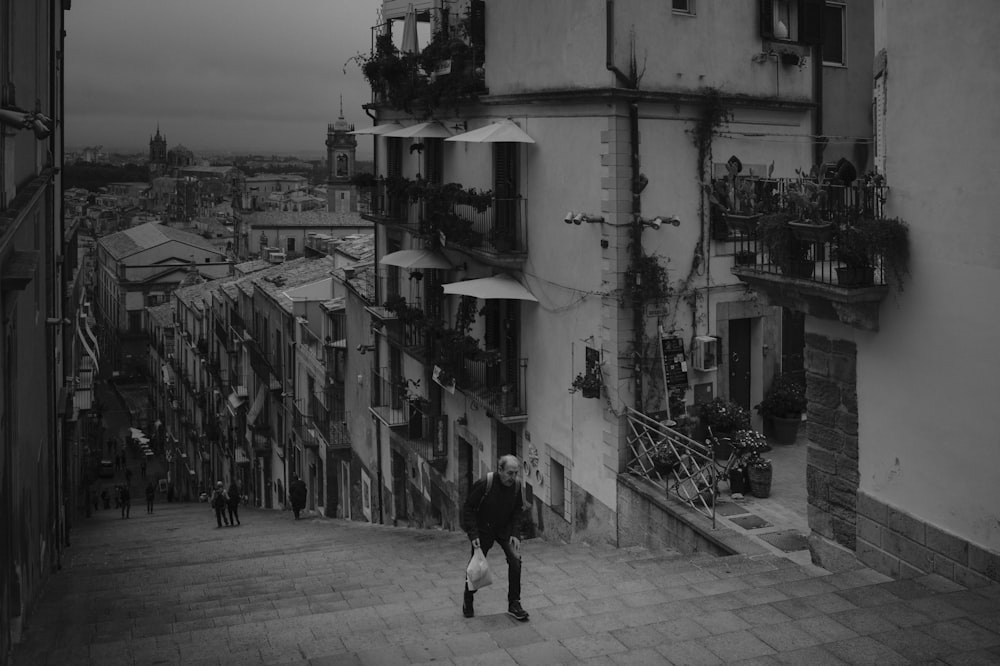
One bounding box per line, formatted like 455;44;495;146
729;318;752;411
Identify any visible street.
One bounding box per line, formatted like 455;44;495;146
12;495;1000;665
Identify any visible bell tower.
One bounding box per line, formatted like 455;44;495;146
149;124;167;181
326;97;357;213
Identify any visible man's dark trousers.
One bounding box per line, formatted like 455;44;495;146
463;530;521;604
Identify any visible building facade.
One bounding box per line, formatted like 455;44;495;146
0;0;71;657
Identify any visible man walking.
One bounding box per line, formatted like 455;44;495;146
461;454;529;621
145;481;155;514
289;474;307;520
211;481;229;527
120;484;131;519
226;480;241;526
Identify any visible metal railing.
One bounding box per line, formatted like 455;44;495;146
625;407;716;527
452;355;527;420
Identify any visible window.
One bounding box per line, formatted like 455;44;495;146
759;0;822;44
550;459;565;517
672;0;694;14
823;2;845;66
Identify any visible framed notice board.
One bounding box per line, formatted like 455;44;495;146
660;335;689;390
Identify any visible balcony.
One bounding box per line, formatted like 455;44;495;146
250;423;271;456
437;350;527;423
710;177;906;331
369;368;413;427
360;180;527;268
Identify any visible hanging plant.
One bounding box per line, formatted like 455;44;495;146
626;252;673;304
569;371;602;398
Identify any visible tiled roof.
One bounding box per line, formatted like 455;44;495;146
251;256;336;312
175;275;230;309
146;302;174;328
98;222;224;260
244;209;371;229
329;233;375;262
332;260;375;304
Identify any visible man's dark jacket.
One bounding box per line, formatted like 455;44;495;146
462;475;524;542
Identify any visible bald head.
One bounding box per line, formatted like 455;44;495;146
497;455;520;486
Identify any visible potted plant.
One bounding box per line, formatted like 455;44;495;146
734;249;757;266
757;212;813;278
569;371;602;399
650;444;679;477
755;373;807;444
786;167;834;243
731;429;770;458
698;398;751;460
746;454;772;498
836;217;910;290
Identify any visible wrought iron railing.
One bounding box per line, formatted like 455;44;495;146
370;368;409;427
456;356;527;420
448;197;527;255
625;407;716;527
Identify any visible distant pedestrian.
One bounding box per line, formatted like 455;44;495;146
461;455;528;621
211;481;229;528
120;484;131;519
101;489;110;509
289;474;307;520
145;481;155;514
140;460;147;479
226;481;241;526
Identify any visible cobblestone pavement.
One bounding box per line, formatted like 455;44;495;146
11;501;1000;665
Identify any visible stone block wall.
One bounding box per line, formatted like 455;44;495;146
804;333;859;551
856;491;1000;586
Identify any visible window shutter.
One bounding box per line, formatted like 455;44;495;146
483;300;500;349
493;143;516;198
386;137;402;179
759;0;775;40
799;0;824;45
469;1;486;50
874;71;887;177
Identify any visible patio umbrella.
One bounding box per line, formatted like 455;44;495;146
349;121;406;136
445;119;535;144
441;274;538;301
380;249;453;269
381;121;453;139
401;4;419;55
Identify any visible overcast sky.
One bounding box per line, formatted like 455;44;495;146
65;0;382;157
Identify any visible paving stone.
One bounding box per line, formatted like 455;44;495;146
10;502;996;665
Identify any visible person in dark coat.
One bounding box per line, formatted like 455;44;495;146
145;481;155;514
288;474;307;520
226;481;241;526
211;481;229;527
120;484;131;519
461;455;528;621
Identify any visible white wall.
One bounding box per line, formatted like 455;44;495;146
860;0;1000;550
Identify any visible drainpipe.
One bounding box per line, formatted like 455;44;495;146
812;39;824;166
606;0;643;412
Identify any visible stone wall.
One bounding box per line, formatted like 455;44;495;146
804;333;859;551
857;492;1000;586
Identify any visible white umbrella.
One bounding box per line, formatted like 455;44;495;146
380;249;454;269
349;121;406;136
441;274;538;301
400;4;419;55
445;119;535;144
381;121;453;139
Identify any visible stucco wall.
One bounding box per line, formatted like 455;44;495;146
859;1;1000;553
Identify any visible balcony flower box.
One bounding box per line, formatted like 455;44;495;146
788;220;834;243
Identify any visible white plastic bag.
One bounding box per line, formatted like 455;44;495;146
465;546;493;590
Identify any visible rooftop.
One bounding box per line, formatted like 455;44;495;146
98;222;225;260
244;209;371;229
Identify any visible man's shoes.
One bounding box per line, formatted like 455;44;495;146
507;601;529;622
462;598;474;618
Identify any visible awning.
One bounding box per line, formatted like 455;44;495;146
246;384;268;425
381;121;453;139
349;121;406;136
445;119;535;144
227;390;247;413
400;3;419;54
380;248;453;269
441;274;538;301
234;448;250;464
